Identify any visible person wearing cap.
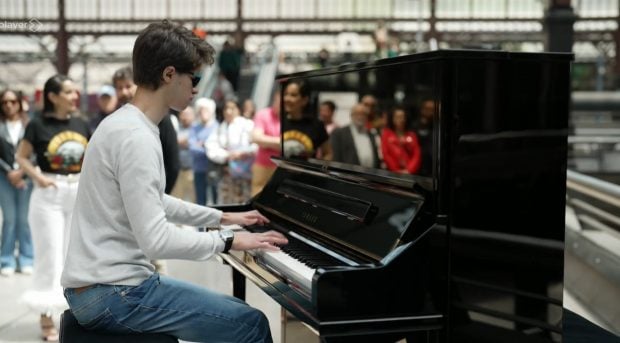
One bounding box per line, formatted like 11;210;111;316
89;85;117;132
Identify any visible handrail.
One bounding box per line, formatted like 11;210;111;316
251;43;279;111
572;91;620;111
197;63;219;100
195;43;221;100
567;170;620;200
568;136;620;144
566;169;620;237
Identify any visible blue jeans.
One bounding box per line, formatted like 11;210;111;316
0;173;33;270
63;273;272;342
193;171;218;206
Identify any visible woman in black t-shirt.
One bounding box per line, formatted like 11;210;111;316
282;80;331;160
15;75;90;341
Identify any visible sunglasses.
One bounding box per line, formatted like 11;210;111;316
183;72;201;88
1;99;19;106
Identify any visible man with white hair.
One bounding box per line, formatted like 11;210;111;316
189;97;219;205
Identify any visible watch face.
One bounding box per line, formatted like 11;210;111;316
221;230;234;240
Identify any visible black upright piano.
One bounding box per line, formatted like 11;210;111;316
218;50;572;342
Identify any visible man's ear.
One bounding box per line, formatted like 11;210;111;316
161;66;176;84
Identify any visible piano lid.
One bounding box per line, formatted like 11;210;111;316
254;157;430;263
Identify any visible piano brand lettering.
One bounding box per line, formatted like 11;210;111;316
301;212;318;224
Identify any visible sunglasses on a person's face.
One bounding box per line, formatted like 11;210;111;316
185;73;201;87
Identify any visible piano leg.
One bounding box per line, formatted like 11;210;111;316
232;268;246;301
280;307;288;343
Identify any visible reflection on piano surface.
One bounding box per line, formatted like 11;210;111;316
219;50;572;342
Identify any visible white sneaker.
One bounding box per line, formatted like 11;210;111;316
20;266;33;275
0;267;15;276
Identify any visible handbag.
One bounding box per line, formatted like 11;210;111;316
228;157;253;180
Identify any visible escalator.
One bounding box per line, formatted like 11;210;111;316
196;43;278;112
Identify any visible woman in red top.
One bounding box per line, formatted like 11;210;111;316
381;106;422;174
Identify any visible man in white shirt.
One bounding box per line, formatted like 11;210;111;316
61;20;286;343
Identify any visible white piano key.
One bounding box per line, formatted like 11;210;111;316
254;249;315;294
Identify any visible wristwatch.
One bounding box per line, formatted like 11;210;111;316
219;229;234;254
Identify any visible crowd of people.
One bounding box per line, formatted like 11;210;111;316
282;84;435;177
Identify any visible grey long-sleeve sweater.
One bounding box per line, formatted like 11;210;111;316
62;104;224;288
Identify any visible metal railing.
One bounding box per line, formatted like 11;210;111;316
250;43;278;111
564;169;620;334
566;169;620;235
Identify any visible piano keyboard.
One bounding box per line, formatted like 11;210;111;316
246;225;350;296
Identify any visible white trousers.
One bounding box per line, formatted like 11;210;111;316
21;174;79;313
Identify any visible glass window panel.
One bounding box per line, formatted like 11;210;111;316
98;0;131;19
436;0;471;18
133;0;167;19
472;0;505;18
66;0;98;19
394;0;430;18
244;0;278;18
356;0;391;18
1;0;25;18
170;0;201;18
576;0;618;17
28;0;58;19
507;0;542;18
317;0;354;18
281;1;315;18
205;0;236;18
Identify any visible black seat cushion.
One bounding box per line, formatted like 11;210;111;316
60;309;178;343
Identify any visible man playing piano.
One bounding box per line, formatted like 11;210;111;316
61;20;287;343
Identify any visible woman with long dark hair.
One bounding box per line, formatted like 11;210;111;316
0;89;33;277
15;75;90;341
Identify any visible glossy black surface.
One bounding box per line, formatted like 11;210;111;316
255;159;427;262
444;54;570;341
229;50;571;341
255;159;441;318
220;157;443;340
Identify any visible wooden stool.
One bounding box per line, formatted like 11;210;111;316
59;309;178;343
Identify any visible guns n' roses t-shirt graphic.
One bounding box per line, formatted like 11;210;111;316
283;130;314;158
282;116;328;159
45;131;88;172
24;116;90;175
